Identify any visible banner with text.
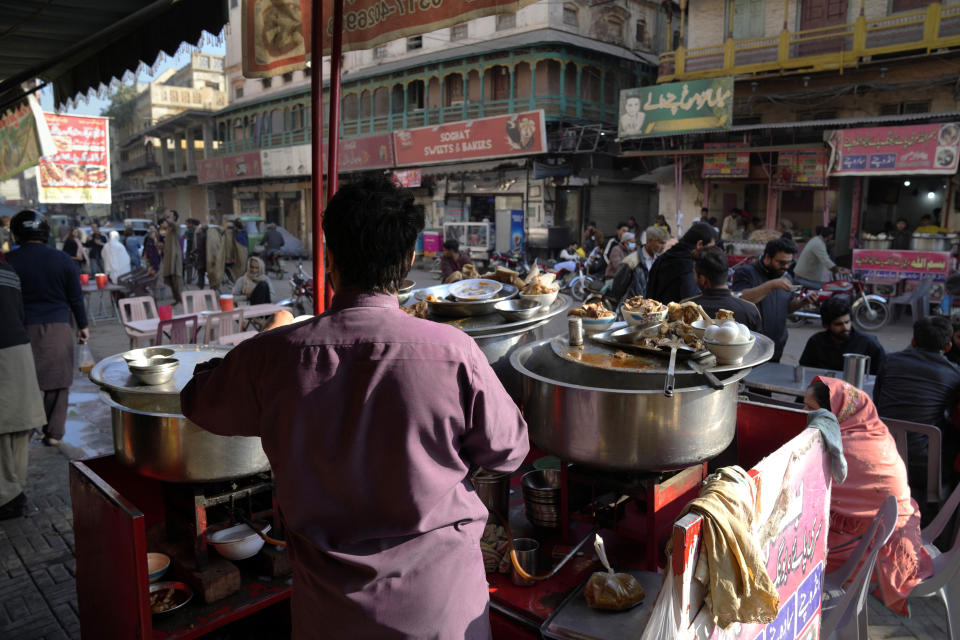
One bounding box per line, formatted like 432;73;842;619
852;249;951;283
618;78;733;139
0;94;55;182
702;142;750;178
242;0;537;77
393;110;546;166
36;114;110;204
198;152;263;184
255;133;395;179
776;150;828;188
827;123;960;176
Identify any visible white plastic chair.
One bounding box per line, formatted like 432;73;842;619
906;481;960;639
820;495;898;640
181;289;218;315
117;295;158;349
202;309;245;344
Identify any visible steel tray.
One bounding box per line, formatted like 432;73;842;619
414;282;518;317
541;570;662;640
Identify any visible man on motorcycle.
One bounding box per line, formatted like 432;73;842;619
263;223;285;260
799;296;885;374
793;226;849;289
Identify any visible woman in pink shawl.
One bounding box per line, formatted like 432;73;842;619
804;376;933;615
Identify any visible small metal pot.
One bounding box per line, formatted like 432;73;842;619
910;233;956;252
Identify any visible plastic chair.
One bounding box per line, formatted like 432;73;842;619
820;495;898;640
202;309;245;344
906;481;960;639
882;417;946;507
890;277;933;322
118;296;159;349
181;289;218;315
155;315;199;345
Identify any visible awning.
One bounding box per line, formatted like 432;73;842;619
0;0;227;111
419;159;526;177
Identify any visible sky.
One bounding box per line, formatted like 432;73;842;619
39;39;227;117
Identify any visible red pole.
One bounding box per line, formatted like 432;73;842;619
324;0;343;308
310;0;325;315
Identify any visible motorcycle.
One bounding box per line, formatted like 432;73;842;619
279;258;314;317
489;250;530;280
790;276;891;332
554;257;604;302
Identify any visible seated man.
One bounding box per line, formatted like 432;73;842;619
799;296;885;374
440;239;473;283
874;316;960;512
793;225;849;289
684;246;761;331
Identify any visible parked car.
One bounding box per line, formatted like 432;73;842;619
123;218;153;236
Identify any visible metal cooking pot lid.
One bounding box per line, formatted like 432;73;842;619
89;345;231;397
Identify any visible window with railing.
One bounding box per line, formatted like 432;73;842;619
374;45;387;59
451;23;468;41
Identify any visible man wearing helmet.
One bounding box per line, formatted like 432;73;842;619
5;211;89;446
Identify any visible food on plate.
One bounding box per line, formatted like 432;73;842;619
667;301;705;324
402;301;430;319
39;162;63;183
611;350;631;360
150;587;183;613
522;273;559;295
86;166;107;184
705;320;752;344
424;294;441;303
622;296;665;313
583;571;645;610
53;136;72;152
64;165;85;184
568;302;614;319
638;321;704;350
715;308;735;322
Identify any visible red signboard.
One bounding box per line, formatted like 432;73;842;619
242;0;536;77
393;110;546;167
827;123;960;175
702;143;749;178
338;134;394;172
198;152;262;184
852;249;951;282
392;169;422;188
37;114;110;204
776;150;827;188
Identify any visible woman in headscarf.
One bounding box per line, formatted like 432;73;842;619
231;256;274;304
143;224;162;274
102;230;131;283
62;227;89;273
804;376;933;615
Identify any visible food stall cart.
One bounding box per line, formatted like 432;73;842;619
852;244;954;302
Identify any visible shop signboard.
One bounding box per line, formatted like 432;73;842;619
702;142;750;178
198;152;262;184
852;249;951;283
257;133;394;179
618;78;733;139
827;123;960;176
671;428;829;640
393;110;546;166
36;114;110;204
242;0;537;77
393;169;422;188
0;95;55;182
776;150;828;188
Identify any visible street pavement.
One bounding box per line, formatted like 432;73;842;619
0;262;948;639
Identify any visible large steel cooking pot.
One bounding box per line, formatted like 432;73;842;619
510;338;749;472
910;233;957;251
100;391;270;482
474;321;549;401
860;237;893;250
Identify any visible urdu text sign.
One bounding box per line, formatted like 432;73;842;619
618;78;733;139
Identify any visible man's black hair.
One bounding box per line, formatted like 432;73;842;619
708;217;718;226
587;220;598;228
763;236;798;259
913;316;953;351
818;225;835;238
700;207;709;214
692;246;728;288
322;176;425;293
681;222;716;247
443;239;460;252
820;295;852;327
897;217;908;225
808;380;831;411
168;209;179;221
187;218;200;226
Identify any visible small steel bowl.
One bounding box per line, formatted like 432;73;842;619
495;298;542;321
149;581;193;615
121;347;175;363
397;279;416;305
127;357;180;385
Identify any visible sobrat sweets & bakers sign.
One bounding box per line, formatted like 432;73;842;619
393;110;546;166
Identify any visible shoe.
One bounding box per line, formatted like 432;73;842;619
42;436;60;446
0;493;26;521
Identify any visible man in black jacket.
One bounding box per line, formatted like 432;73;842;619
799;296;885;374
684;246;761;330
645;222;716;304
875;316;960;512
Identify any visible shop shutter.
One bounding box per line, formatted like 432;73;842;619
587;184;654;238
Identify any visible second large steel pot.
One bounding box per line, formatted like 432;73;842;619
910;233;957;251
100;392;270;483
510;338;748;472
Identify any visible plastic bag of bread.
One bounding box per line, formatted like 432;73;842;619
584;534;645;611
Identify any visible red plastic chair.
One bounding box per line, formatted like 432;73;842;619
155;315;199;345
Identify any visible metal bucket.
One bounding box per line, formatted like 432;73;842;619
470;470;511;521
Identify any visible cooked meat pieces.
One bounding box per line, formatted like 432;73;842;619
569;302;614;319
667;301;704;324
402;301;430;318
623;296;665;313
716;308;735;322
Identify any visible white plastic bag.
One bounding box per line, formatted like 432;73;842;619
640;559;682;640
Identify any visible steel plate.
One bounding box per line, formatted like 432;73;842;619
414;282;518;317
541;570;661;640
405;290;572;336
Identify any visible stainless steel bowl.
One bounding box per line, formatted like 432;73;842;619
122;347;175;363
126;358;180;385
149;581;193;615
510;338;748;471
494;298;542;321
397;279;416;305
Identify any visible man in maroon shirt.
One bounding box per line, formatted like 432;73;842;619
182;177;528;639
